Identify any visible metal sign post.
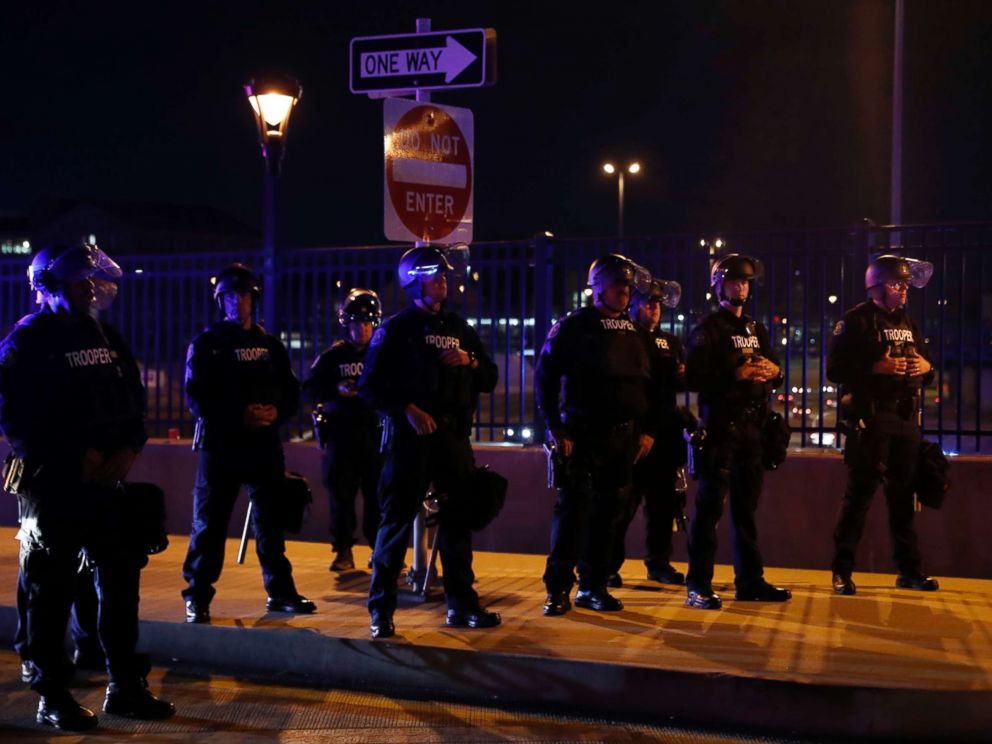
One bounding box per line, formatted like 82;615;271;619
351;17;496;599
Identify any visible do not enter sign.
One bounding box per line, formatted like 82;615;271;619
384;98;473;244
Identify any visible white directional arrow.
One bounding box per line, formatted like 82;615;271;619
360;36;478;83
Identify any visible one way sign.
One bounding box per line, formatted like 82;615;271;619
350;28;496;94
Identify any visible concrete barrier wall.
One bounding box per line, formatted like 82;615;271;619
2;439;989;579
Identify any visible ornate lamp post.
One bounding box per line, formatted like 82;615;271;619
245;74;302;331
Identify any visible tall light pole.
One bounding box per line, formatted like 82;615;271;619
602;161;641;238
890;0;904;227
245;74;302;332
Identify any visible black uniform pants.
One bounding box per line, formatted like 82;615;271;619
610;457;681;576
543;423;639;593
321;427;382;552
686;417;766;593
833;410;923;576
17;484;147;696
368;424;479;617
16;562;100;666
182;443;297;604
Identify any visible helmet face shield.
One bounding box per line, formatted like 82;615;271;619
92;277;120;312
84;245;122;282
398;246;455;289
865;254;934;291
28;243;122;295
658;279;682;308
631;263;653;295
443;243;470;277
588;254;651;292
906;258;934;288
633;278;681;309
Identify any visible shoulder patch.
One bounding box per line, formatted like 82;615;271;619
547;321;561;340
370;326;386;347
832;320;845;336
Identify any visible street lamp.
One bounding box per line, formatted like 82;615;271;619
602;161;641;238
245;74;302;332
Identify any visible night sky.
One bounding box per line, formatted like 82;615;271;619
4;1;992;247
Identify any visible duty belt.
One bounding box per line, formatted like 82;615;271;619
874;397;919;419
703;402;765;425
564;415;637;439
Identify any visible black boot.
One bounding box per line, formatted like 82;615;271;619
896;573;939;592
735;581;792;602
446;606;501;628
370;611;395;639
647;564;686;585
37;690;98;731
330;547;355;572
832;573;856;596
574;587;623;611
543;588;572;616
185;598;210;624
103;680;175;720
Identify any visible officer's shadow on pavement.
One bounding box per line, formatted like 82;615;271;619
828;586;974;644
656;601;779;673
561;602;674;640
332;569;371;594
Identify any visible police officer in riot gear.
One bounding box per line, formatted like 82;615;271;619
608;277;687;587
303;288;383;572
827;254;938;595
684;253;791;610
536;254;661;616
14;263;128;685
359;246;500;639
0;243;174;730
182;263;315;622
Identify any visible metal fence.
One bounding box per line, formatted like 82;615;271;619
2;222;990;453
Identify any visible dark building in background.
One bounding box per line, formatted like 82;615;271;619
25;199;259;255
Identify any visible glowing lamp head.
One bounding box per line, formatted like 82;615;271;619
245;74;302;173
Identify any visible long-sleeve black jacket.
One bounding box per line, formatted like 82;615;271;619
535;306;662;435
0;309;146;475
358;305;497;435
302;339;379;431
185;320;299;448
685;307;782;420
826;300;933;410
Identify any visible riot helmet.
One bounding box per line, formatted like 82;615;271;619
631;277;682;309
212;263;261;309
338;288;382;326
710;253;763;306
587;255;653;316
28;243;122;296
864;254;933;291
397;245;454;300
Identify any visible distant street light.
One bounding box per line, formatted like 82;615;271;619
245;74;302;332
602;161;641;238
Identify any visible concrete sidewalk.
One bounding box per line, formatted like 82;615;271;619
2;528;991;740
